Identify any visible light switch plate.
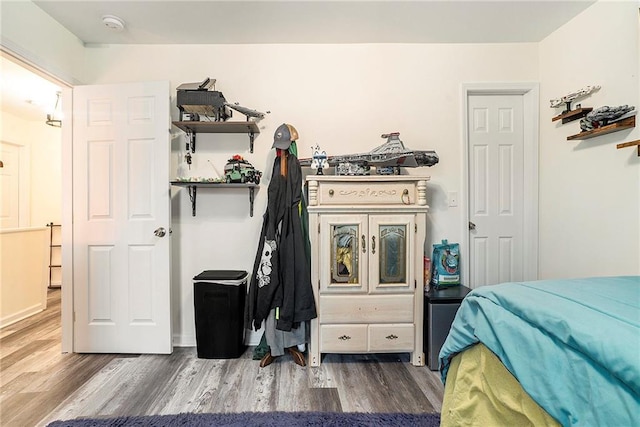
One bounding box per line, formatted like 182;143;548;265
448;191;458;207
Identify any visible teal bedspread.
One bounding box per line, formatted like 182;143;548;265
439;276;640;426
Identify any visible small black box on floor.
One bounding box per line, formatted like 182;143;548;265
424;285;472;370
193;270;248;359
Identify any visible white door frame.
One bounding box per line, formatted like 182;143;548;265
461;83;539;287
61;86;73;352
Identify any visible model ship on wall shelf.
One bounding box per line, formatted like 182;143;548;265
550;85;600;113
173;78;268;153
578;105;635;132
299;132;439;176
176;77;268;122
567;105;636;141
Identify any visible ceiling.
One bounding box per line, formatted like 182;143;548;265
1;55;63;123
3;1;597;122
32;0;597;45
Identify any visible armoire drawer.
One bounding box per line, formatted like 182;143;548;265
317;180;418;206
319;295;414;323
368;324;415;351
320;324;367;352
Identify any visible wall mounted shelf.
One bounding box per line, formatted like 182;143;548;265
616;139;640;156
172;121;260;153
552;107;592;124
567;116;635;140
170;181;258;217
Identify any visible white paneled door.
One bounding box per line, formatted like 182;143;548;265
468;94;524;287
73;82;172;353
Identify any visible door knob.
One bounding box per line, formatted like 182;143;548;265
469;221;476;231
154;227;166;237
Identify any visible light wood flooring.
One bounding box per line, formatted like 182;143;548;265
1;289;444;426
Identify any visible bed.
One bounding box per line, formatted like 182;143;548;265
438;276;640;426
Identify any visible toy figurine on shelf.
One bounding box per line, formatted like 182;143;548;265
310;144;328;175
223;154;262;184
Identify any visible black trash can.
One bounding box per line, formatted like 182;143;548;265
193;270;248;359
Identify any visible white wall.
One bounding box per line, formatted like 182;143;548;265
29;121;62;226
0;227;49;327
538;1;640;278
81;43;538;344
1;111;62;227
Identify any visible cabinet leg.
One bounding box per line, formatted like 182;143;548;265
411;350;425;367
309;318;320;366
310;349;320;367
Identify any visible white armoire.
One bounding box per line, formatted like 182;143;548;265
306;175;429;367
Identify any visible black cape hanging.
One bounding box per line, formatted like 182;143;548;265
245;152;317;332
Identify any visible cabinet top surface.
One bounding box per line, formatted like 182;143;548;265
306;175;431;182
426;285;472;302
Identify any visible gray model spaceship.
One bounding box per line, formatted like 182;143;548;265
177;78;268;121
299;132;439;169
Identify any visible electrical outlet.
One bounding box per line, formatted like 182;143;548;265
448;191;458;207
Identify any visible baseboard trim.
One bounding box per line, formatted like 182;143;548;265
172;328;264;348
0;303;45;328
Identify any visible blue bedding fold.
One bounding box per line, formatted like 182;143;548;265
439;276;640;427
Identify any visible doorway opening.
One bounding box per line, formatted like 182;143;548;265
0;49;67;341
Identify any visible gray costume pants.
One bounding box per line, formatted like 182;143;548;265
265;308;306;357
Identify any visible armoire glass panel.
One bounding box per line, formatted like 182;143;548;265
378;225;406;284
330;224;360;284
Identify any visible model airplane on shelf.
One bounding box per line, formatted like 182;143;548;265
177;77;268;122
550;85;601;111
225;102;269;119
299;132;439;173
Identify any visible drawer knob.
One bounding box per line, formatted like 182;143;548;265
329;189;334;196
338;335;351;341
385;334;399;340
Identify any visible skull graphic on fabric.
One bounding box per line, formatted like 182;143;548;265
257;239;277;288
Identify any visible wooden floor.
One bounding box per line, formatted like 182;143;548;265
0;289;444;426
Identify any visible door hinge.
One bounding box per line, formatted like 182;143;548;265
73;311;76;322
414;280;417;289
318;223;320;234
415;224;417;233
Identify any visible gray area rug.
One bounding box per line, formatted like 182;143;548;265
47;411;441;426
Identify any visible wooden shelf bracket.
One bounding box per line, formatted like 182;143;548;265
616;139;640;156
171;182;258;217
